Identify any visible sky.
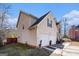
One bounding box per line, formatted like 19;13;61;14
7;3;79;27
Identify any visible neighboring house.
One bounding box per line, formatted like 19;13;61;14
69;25;76;40
69;25;79;41
16;11;60;47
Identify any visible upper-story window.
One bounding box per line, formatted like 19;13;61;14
47;19;52;28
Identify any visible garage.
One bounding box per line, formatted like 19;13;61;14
37;34;57;47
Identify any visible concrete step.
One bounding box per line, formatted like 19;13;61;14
43;47;55;52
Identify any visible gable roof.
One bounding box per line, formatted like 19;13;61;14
16;11;38;27
76;25;79;29
56;22;59;25
16;11;59;30
30;11;50;27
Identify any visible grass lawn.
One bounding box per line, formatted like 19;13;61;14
0;44;51;56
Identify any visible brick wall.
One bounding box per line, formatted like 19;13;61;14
69;26;79;41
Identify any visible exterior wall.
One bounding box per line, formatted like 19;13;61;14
37;12;58;46
17;12;37;46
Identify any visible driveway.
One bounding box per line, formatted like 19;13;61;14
62;41;79;56
62;46;79;56
50;42;79;56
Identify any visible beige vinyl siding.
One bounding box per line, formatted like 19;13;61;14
17;12;37;46
37;12;58;46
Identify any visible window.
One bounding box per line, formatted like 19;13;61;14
47;19;52;28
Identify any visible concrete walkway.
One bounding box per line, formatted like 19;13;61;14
50;48;62;56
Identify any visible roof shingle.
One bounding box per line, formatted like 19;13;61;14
30;11;50;27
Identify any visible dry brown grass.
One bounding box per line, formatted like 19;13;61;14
70;41;79;46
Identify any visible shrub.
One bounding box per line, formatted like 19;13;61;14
0;39;3;47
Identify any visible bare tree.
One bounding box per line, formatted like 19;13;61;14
0;4;11;29
0;4;11;44
63;18;67;37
